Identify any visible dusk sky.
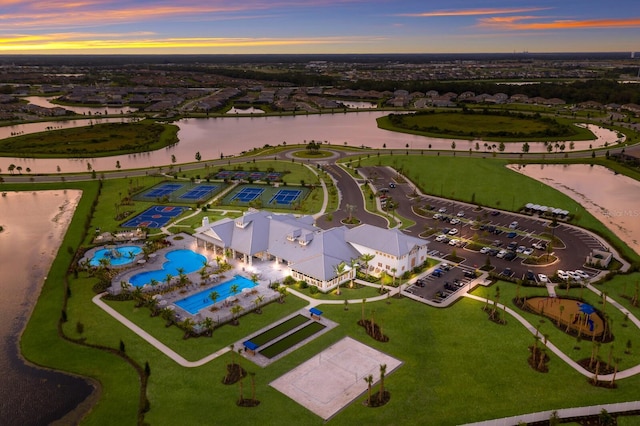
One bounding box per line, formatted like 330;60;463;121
1;0;639;54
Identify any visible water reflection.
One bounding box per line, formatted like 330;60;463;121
23;96;137;115
509;164;640;255
0;112;622;174
0;190;94;425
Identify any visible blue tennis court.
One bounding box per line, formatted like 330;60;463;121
230;187;264;203
269;189;302;205
179;185;218;200
142;183;183;198
122;205;186;228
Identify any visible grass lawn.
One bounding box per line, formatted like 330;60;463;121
10;156;640;425
377;111;594;142
0;121;178;158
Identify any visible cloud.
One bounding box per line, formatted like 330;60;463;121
0;33;382;51
478;16;640;30
398;7;551;18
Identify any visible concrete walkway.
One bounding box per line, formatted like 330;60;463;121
92;293;230;367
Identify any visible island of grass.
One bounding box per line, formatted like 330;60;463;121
0;120;179;158
378;109;595;142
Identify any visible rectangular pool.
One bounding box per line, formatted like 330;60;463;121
174;275;256;315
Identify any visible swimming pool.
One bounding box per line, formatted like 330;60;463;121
175;275;257;315
90;246;142;267
129;249;206;287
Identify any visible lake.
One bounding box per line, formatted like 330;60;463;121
0;112;623;174
509;164;640;256
0;190;94;425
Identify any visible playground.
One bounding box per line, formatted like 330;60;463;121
524;297;606;338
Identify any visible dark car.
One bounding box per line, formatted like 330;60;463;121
507;232;517;238
490;211;500;216
504;251;517;261
525;270;535;281
488;248;500;256
464;270;476;278
501;268;514;277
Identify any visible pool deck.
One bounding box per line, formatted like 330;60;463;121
106;233;287;325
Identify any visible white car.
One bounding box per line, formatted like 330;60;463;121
435;234;447;242
523;248;534;256
557;270;569;280
449;238;460;246
532;241;547;250
496;249;507;258
538;273;549;283
438;207;447;213
509;221;519;229
457;211;465;217
433;213;442;220
516;245;526;253
448;228;459;235
574;270;589;279
450;218;460;225
567;271;581;281
480;246;491;254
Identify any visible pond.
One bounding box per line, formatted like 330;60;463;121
23;96;138;115
0;112;622;174
0;190;94;424
509;163;640;255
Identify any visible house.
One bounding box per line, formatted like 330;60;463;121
194;210;429;292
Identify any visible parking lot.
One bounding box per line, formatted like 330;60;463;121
359;166;607;284
405;262;478;304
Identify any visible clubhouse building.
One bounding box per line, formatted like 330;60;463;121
194;210;429;292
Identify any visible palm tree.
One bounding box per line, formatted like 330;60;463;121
360;253;375;280
390;267;397;287
209;291;219;308
378;364;387;403
364;374;374;406
250;273;259;284
131;286;145;307
164;273;173;287
254;295;264;313
249;372;257;402
349;258;359;288
333;262;346;295
201;317;215;336
278;286;288;303
149;278;159;288
181;318;195;339
230;283;240;298
231;304;243;324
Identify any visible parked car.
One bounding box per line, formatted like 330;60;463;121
501;267;514;277
574;270;589;279
464;270;477;278
480;246;491;254
490;210;500;216
507;242;518;250
538;273;549;283
496;249;507;258
433;213;442;220
557;270;569;280
525;270;535;281
448;228;459;235
504;251;517;261
438;207;447;213
532;241;547;250
457;211;465;217
523;248;534;256
507;232;517;238
450;218;460;225
435;234;447;242
516;245;526;253
509;221;519;229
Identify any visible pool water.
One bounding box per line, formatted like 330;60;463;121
90;246;142;267
175;275;257;314
129;249;206;287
